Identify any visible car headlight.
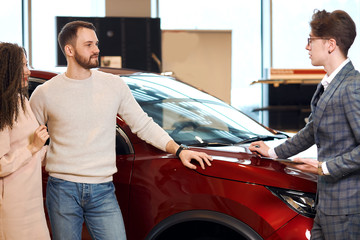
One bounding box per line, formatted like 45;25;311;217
267;186;316;218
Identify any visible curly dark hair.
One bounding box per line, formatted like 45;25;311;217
310;9;356;57
0;42;27;130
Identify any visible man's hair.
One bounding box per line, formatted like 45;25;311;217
58;20;96;56
0;42;27;130
310;9;356;57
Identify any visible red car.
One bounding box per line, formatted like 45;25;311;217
29;68;317;240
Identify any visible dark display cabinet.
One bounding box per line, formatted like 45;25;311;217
252;69;325;132
266;84;317;131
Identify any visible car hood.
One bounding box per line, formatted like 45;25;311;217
194;139;317;193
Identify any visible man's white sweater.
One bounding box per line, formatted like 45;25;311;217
30;70;172;183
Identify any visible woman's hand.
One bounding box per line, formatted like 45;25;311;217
27;125;49;155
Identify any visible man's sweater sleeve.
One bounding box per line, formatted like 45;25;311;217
29;86;48;125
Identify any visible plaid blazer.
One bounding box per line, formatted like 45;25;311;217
275;61;360;215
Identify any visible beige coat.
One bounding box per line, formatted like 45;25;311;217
0;99;50;240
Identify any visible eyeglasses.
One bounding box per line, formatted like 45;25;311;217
307;37;330;45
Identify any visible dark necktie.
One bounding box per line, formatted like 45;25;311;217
314;85;324;106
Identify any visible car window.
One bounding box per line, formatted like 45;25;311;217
122;74;278;146
116;124;134;155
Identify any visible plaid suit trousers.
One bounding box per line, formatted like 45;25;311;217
311;209;360;240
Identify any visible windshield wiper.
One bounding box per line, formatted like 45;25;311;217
237;135;286;145
189;142;233;147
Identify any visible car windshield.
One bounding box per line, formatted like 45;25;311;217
122;73;284;146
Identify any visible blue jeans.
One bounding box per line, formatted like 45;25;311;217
46;176;126;240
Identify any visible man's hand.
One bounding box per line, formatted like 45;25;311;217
249;141;270;157
179;150;212;170
284;158;319;174
166;140;213;170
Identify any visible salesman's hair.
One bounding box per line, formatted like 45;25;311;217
310;9;356;57
58;20;96;56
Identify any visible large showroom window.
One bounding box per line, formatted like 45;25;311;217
269;0;360;129
3;1;360;124
31;0;105;71
0;1;23;45
155;0;360;123
153;0;263;121
272;0;360;68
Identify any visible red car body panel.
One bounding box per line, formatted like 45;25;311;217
114;119;315;240
29;69;316;240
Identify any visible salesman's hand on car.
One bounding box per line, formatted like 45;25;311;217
249;141;270;157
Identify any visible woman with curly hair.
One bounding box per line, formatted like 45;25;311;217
0;42;50;239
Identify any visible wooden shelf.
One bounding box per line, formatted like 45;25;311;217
251;68;326;87
253;105;311;113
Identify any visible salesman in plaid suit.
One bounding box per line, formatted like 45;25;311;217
249;9;360;240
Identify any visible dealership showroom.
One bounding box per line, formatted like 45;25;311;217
2;0;360;240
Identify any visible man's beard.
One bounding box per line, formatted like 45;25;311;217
74;51;99;69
